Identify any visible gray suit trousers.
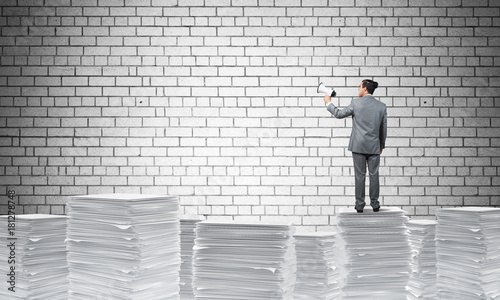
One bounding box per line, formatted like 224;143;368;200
352;152;380;210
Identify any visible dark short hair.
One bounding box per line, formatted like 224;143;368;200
362;79;378;94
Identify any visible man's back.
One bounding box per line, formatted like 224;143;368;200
349;95;387;155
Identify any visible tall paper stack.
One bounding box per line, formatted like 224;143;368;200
334;207;411;299
180;216;202;300
407;220;437;300
66;194;180;300
436;207;500;300
294;232;339;300
0;214;68;300
192;221;296;299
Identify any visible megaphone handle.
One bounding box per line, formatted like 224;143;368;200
331;90;336;97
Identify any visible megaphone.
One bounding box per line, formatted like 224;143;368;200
317;82;336;97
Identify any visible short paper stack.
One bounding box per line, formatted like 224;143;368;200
436;207;500;300
0;214;68;300
294;232;339;300
66;194;180;300
407;220;437;300
192;221;296;299
334;207;411;299
180;216;202;299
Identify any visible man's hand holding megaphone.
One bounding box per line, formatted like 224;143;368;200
317;82;336;105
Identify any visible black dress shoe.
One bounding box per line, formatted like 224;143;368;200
354;207;363;213
373;207;380;212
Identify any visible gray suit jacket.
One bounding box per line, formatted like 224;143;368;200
327;94;387;155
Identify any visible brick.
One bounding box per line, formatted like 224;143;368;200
62;77;88;86
366;7;393;17
286;27;314;37
354;37;381;46
379;37;407;47
340;7;367;16
244;7;286;17
421;67;447;76
387;87;413;96
216;7;243;16
462;0;487;5
384;196;411;205
123;0;149;5
113;10;136;20
478;187;500;196
82;7;109;16
476;46;500;56
244;26;284;37
474;7;499;17
464;197;491;206
56;27;82;36
55;7;82;16
368;27;393;37
474;27;500;37
340;27;366;36
360;66;386;76
421;27;448;37
394;27;420;36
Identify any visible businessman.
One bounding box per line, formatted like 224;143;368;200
324;79;387;213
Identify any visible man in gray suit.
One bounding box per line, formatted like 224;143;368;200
323;79;387;213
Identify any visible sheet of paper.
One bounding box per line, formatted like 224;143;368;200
0;214;68;300
179;217;203;299
294;232;339;300
334;207;412;299
436;207;500;299
407;220;437;300
192;220;296;300
66;194;180;300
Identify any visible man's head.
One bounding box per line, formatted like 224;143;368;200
358;79;378;97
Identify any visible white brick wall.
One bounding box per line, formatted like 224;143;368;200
1;0;499;232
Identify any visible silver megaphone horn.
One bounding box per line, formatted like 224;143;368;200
317;82;336;97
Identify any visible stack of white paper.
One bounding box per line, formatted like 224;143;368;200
436;207;500;300
66;194;180;300
180;216;203;300
407;220;437;300
192;221;296;299
0;214;68;300
334;207;411;299
294;232;339;300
